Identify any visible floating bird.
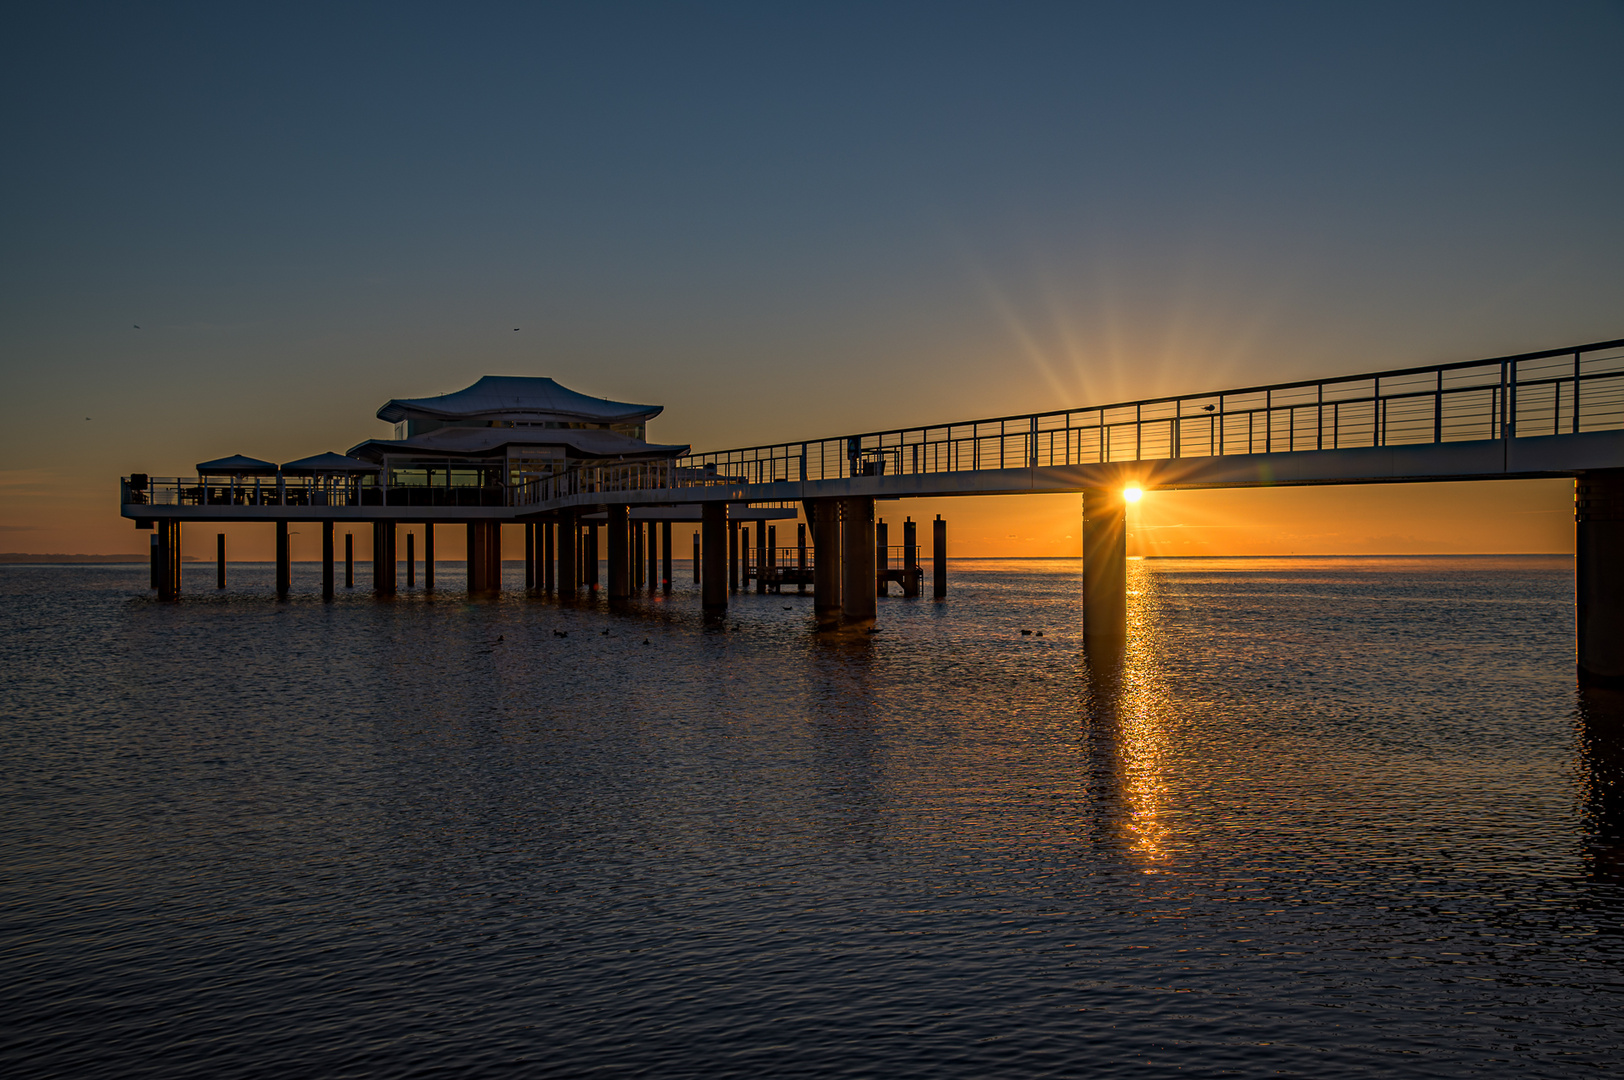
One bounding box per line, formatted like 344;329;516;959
513;328;519;331
601;629;611;636
783;606;792;610
85;417;91;421
1021;629;1033;636
1036;631;1044;637
133;324;140;329
496;635;504;642
553;629;567;637
642;638;650;645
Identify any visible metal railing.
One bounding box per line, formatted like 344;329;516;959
129;339;1624;513
678;338;1624;485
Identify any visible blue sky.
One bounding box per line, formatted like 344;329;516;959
3;1;1619;554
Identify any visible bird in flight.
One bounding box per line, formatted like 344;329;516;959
134;324;140;329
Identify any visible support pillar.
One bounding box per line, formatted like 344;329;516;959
661;521;673;594
558;509;579;594
875;519;889;597
586;524;600;590
157;520;182;600
742;527;751;591
345;532;354;589
702;501;728;611
373;520;396;596
275;520;290;599
322;522;334;601
841;497;876;630
756;523;768;594
797;522;808;595
407;531;415;588
608;505;630;599
149;533;160;590
810;499;841;630
1082;488;1126;642
1578;470;1624;683
903;518;919;597
525;523;535;590
632;521;644;590
692;531;701;582
767;525;777;593
424;524;434;592
542;518;555;593
729;519;740;592
933;515;947;598
488;522;502;592
649;520;660;592
216;533;226;589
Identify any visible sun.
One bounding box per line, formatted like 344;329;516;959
1123;485;1144;503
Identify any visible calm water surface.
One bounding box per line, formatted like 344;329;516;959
2;556;1621;1077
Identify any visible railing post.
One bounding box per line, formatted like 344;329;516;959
1317;385;1324;451
1574;349;1583;433
1506;359;1517;439
1265;390;1271;453
1029;415;1038;468
1435;370;1443;443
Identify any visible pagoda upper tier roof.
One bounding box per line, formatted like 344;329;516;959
376;376;662;424
347;426;688;462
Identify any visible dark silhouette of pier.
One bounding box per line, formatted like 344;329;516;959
123;337;1624;681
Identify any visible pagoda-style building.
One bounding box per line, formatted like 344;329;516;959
348;376;688;494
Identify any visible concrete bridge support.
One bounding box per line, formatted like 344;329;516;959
841;496;877;631
156;520;182;600
808;499;841;630
424;524;435;592
1578;470;1624;683
345;532;354;589
374;520;397;596
702;502;728;611
1082;488;1126;642
525;523;535;590
933;516;947;598
608;505;630;599
541;518;554;593
661;521;673;594
275;521;290;599
557;510;578;594
406;531;415;588
216;533;226;590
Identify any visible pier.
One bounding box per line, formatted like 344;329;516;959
122;337;1624;681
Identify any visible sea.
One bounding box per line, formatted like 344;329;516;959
2;555;1620;1077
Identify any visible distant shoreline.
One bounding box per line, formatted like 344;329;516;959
0;554;199;564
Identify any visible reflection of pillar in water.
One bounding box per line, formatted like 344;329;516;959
1579;683;1624;883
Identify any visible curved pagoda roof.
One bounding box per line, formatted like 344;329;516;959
376;376;662;424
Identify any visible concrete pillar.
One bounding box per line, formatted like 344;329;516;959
729;519;740;592
841;496;876;630
345;532;354;588
525;523;535;590
424;524;434;592
322;522;334;601
692;531;701;582
157;520;181;600
875;519;889;596
558;509;578;594
933;515;947;598
406;531;415;588
754;524;766;594
1578;470;1624;683
149;533;159;590
810;499;841;630
467;523;481;593
742;527;751;592
1082;488;1126;642
216;533;226;589
275;520;290;599
487;519;500;591
542;518;555;593
702;501;728;611
586;524;600;589
903;518;919;597
373;520;396;596
649;520;660;592
609;504;630;599
797;521;808;595
661;521;673;594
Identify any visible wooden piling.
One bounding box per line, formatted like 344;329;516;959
756;523;767;594
557;509;578;594
216;533;226;589
649;520;660;592
692;531;701;582
902;518;919;597
875;519;889;596
373;521;396;596
345;532;354;588
541;518;553;593
797;522;808;595
524;522;535;590
407;531;415;588
728;520;740;593
149;533;160;590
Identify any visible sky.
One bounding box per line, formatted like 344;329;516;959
2;1;1620;558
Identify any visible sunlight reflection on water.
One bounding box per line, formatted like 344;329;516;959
1;556;1619;1077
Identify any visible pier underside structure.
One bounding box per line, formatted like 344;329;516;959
124;338;1624;679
